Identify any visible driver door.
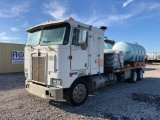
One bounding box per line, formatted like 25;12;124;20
70;28;88;71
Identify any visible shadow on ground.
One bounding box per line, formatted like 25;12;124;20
143;68;156;71
132;93;160;111
48;99;130;120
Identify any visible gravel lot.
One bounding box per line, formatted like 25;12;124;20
0;64;160;120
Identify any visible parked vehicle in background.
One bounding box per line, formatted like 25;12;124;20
25;17;146;106
146;52;160;62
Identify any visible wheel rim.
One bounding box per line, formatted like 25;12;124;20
73;84;86;103
133;72;137;81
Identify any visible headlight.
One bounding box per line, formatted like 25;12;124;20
51;78;62;85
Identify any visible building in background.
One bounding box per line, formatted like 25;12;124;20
0;43;25;73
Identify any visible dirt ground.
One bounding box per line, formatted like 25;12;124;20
0;64;160;120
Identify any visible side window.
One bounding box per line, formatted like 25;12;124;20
72;28;87;46
72;28;80;45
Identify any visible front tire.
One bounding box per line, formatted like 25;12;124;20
65;79;88;106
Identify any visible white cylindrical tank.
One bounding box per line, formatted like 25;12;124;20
112;42;146;62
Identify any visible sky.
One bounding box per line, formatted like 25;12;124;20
0;0;160;52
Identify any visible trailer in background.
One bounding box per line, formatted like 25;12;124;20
157;53;160;60
146;52;160;63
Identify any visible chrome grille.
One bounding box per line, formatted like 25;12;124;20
32;57;45;83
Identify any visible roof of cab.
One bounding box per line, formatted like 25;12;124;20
26;17;105;34
26;19;68;32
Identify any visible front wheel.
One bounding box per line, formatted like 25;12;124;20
65;79;88;106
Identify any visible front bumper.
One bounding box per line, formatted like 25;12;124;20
25;80;63;101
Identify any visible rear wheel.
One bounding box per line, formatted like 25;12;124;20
137;69;143;80
65;79;88;106
129;70;137;83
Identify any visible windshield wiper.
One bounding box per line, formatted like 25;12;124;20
26;44;35;51
43;41;56;52
26;45;34;49
43;40;52;43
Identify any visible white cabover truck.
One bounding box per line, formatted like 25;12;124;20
25;17;146;106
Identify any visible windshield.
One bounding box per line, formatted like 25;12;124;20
40;26;66;45
26;23;70;46
26;30;41;46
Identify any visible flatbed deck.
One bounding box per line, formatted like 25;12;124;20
105;62;146;73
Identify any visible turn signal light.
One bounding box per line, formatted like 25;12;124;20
68;17;74;20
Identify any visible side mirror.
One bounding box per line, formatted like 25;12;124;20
80;29;87;50
72;28;88;50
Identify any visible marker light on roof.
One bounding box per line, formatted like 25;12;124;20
68;17;74;20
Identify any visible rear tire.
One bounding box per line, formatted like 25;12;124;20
65;79;88;106
137;69;143;80
129;70;137;83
